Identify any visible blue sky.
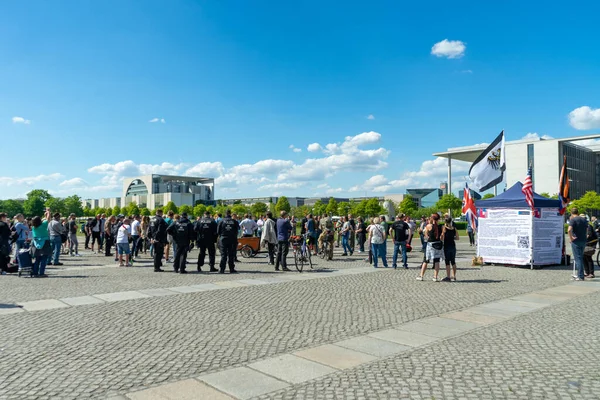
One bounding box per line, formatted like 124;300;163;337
2;0;599;200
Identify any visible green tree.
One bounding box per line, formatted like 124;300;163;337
0;199;24;218
164;201;178;214
178;204;193;217
112;205;121;216
569;191;600;215
275;196;291;213
352;199;368;217
45;197;66;215
312;200;326;216
539;192;551;198
231;204;248;216
24;189;52;217
128;202;141;216
250;202;268;217
193;204;207;218
140;207;151;216
83;206;93;217
205;205;215;215
398;195;417;215
365;198;383;217
63;195;84;216
291;205;310;219
326;197;338;214
106;207;113;216
435;194;462;216
482;193;495;200
337;201;351;217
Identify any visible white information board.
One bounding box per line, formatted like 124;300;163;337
477;208;532;265
532;208;563;265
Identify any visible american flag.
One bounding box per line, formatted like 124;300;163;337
522;166;534;210
462;183;478;230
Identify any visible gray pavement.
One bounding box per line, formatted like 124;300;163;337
0;239;597;400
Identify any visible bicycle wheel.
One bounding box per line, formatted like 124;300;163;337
296;248;304;272
240;245;253;258
596;250;600;270
318;243;326;259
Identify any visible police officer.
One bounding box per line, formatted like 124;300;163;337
195;211;218;272
150;209;168;272
217;209;239;274
167;212;195;274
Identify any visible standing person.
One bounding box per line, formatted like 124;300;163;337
569;208;588;281
348;214;356;252
356;217;366;253
584;222;597;279
84;217;93;249
407;217;417;246
67;214;81;257
167;212;194;274
150;209;167;272
116;218;132;267
13;214;30;254
130;215;142;260
305;213;317;255
275;211;292;271
164;210;174;263
318;213;334;260
48;212;65;266
418;216;427;253
141;216;150;254
90;214;101;253
441;216;459;281
30;210;53;277
417;214;444;281
335;218;342;248
466;223;476;246
0;213;10;274
104;216;115;257
256;216;264;238
98;214;106;251
195;211;218;272
340;216;353;256
300;214;308;236
216;210;239;274
368;217;388;268
261;211;278;267
390;214;411;269
240;214;258;237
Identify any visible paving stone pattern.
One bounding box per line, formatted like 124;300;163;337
0;241;587;399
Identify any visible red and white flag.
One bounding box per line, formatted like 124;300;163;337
522;166;534;210
462;183;477;230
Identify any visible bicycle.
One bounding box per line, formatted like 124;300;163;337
291;234;312;272
318;231;334;261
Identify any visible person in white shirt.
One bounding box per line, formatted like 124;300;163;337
240;214;258;238
116;218;132;267
256;216;264;238
130;215;142;259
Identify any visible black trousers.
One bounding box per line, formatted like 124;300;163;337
153;242;165;271
219;240;236;272
104;235;113;256
267;243;276;264
85;233;91;249
468;232;475;245
91;231;101;248
198;241;216;268
0;255;8;272
276;241;289;269
173;243;189;272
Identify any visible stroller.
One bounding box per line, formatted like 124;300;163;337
16;243;34;277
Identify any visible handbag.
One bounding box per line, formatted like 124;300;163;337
584;246;596;256
431;241;443;250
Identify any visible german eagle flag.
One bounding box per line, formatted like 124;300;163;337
558;155;570;215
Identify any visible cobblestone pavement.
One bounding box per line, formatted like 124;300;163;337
0;240;590;399
255;290;600;400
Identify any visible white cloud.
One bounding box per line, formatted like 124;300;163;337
184;162;225;178
431;39;466;59
289;144;302;153
349;175;388;192
521;132;553;140
149;117;166;123
0;173;63;186
461;69;473;74
12;116;31;124
307;143;322;152
258;182;306;192
367;114;375;120
568;106;600;130
326;187;343;194
59;178;88;187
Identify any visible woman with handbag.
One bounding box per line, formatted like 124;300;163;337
31;209;53;277
417;214;444;281
584;223;597;279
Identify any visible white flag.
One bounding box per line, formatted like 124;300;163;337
468;131;505;192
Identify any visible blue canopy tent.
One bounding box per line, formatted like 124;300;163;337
475;181;561;209
475;182;563;268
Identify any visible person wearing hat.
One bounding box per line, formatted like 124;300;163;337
166;212;194;274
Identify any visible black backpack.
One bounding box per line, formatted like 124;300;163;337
111;221;122;239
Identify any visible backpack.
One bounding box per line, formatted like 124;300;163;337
111;221;122;239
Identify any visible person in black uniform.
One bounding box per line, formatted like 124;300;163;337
150;209;167;272
195;211;218;272
217;209;239;274
167;212;195;274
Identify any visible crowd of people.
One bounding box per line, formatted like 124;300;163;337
0;206;472;281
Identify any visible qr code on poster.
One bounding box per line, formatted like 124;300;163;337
517;236;530;249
